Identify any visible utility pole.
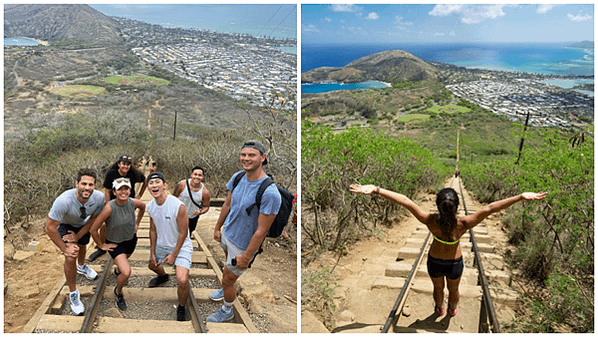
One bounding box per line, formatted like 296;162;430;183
173;110;177;141
515;110;530;165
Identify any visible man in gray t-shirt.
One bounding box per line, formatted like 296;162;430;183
208;140;281;323
46;168;104;316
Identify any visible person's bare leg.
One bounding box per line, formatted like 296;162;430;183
64;249;78;292
176;266;190;306
430;276;445;313
114;254;131;293
446;277;461;316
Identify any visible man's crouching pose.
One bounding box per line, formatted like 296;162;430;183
146;172;193;322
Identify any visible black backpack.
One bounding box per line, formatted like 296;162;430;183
230;171;296;267
232;171;295;238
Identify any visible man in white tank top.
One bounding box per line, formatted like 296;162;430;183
146;172;193;322
173;166;211;236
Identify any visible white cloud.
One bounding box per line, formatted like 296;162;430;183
429;5;464;16
434;32;446;36
568;13;592;22
331;4;361;12
537;5;555;14
429;4;506;24
449;31;456;37
302;24;319;33
324;17;332;23
366;12;379;20
394;16;414;26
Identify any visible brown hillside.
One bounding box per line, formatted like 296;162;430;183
4;4;122;46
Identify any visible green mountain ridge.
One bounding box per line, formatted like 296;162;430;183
301;50;438;84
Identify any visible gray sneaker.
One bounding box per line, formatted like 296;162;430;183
77;264;98;280
69;289;85;316
209;288;224;301
206;307;234;323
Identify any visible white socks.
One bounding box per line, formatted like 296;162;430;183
222;299;234;314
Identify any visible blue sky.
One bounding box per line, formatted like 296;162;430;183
301;4;594;44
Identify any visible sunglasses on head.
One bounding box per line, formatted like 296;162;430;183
243;141;255;146
115;177;130;184
80;206;87;219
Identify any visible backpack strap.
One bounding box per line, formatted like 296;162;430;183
245;177;274;216
232;171;246;191
186;180;203;209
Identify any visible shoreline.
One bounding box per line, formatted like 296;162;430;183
8;36;49;46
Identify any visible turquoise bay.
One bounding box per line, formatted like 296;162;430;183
4;37;41;46
302;81;389;94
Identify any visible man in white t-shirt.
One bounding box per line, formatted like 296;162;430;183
45;168;105;316
146;172;193;322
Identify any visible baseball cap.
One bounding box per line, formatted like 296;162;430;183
147;171;165;183
112;177;131;190
242;140;268;165
119;155;132;163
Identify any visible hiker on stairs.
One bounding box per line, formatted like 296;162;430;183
173;166;211;237
146;171;193;322
207;140;281;323
45;168;104;316
350;184;547;317
90;177;146;311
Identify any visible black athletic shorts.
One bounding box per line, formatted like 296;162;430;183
427;255;464;280
189;216;199;235
106;234;138;259
58;223;91;245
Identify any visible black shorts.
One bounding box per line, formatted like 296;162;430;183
106;234;138;259
427;255;464;280
58;223;91;245
189;216;199;234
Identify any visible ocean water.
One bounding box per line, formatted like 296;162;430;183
90;4;297;40
302;43;594;93
302;81;388;93
4;37;40;46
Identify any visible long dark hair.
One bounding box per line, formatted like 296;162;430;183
435;188;459;240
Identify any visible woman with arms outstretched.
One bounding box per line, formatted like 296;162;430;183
349;184;547;317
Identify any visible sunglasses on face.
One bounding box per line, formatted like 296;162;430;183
80;206;87;219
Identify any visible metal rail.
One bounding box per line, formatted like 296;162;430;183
456;178;501;333
381;232;432;333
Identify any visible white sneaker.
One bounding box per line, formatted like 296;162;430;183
69;289;85;315
77;264;98;280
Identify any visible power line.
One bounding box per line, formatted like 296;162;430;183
269;6;296;38
257;4;282;37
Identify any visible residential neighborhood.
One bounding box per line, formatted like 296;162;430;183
132;43;296;110
435;63;593;127
117;17;297;110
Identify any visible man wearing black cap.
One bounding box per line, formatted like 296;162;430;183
89;155;147;261
145;171;193;322
207;140;281;323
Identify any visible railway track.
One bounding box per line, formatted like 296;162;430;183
380;176;519;333
23;168;257;333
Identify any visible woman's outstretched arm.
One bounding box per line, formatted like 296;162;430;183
350;184;433;225
461;192;548;229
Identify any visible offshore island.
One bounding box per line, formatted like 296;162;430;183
301;49;593;128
